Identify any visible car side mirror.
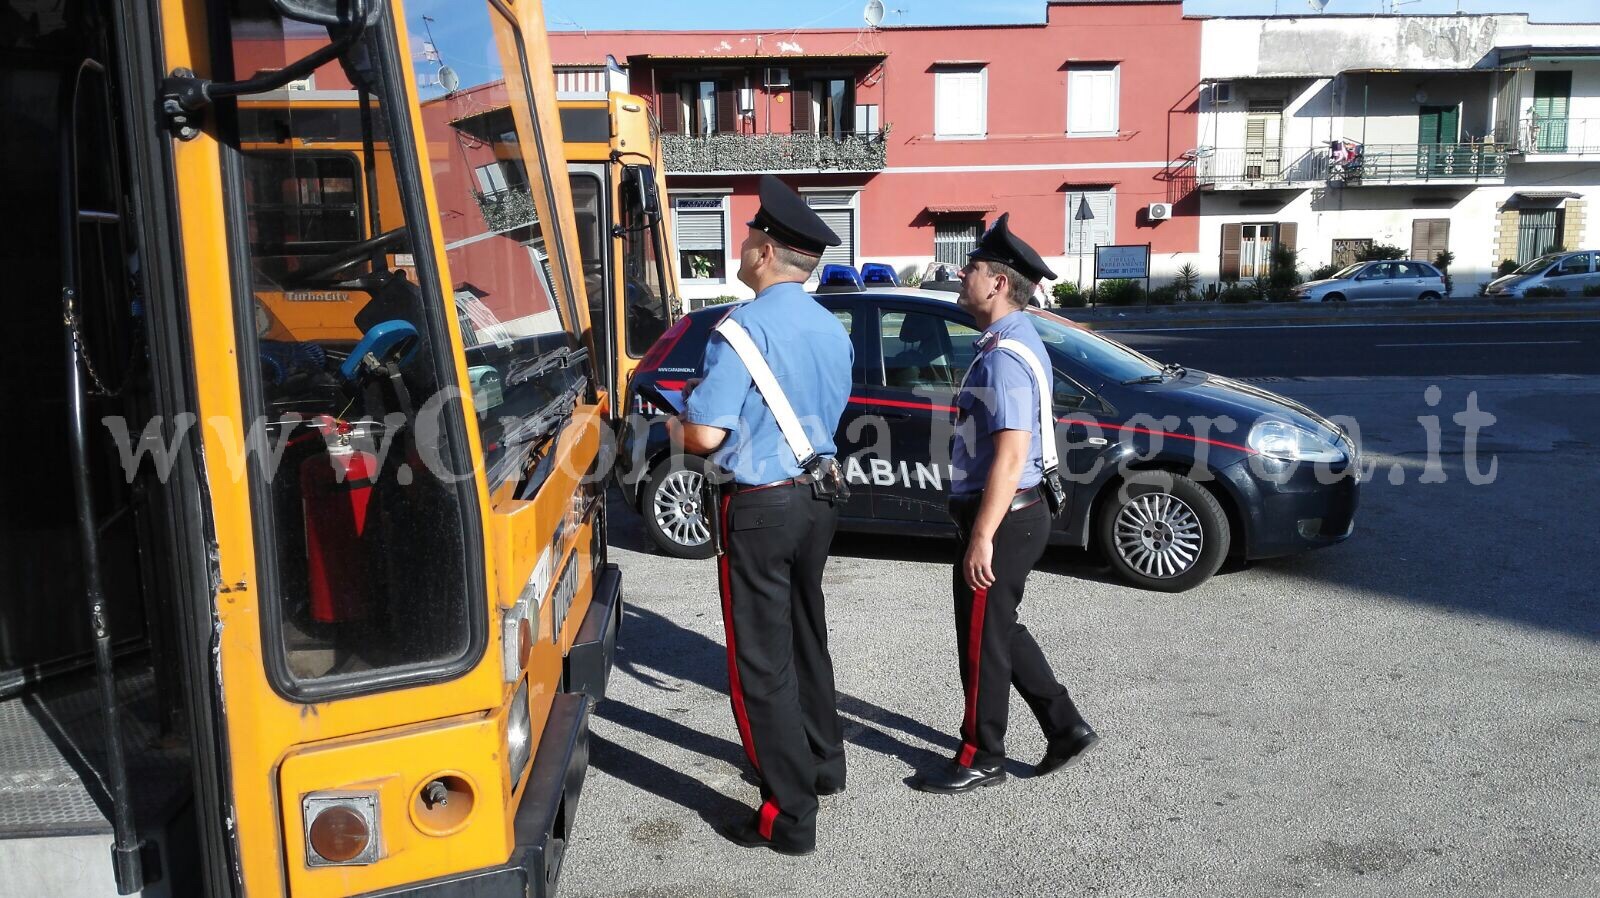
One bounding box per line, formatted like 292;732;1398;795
624;164;662;223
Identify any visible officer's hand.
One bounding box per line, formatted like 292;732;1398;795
682;377;703;399
964;536;995;592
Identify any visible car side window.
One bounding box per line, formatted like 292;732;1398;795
1401;262;1431;278
832;308;853;334
879;310;979;391
1556;253;1591;275
1052;370;1093;412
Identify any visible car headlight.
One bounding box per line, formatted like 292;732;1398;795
1248;420;1346;463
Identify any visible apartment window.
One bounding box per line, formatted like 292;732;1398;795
673;194;728;282
1331;238;1372;268
1411;219;1450;265
671;80;720;136
1066;65;1118;137
1065;188;1115;255
935;220;983;266
1221;222;1298;281
1517;208;1564;264
804;190;859;273
817;78;852;139
935;67;986;139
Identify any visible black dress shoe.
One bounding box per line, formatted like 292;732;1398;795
910;761;1006;794
1036;723;1099;777
816;781;846;797
718;819;815;857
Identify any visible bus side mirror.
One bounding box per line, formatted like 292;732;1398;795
625;165;662;223
273;0;383;27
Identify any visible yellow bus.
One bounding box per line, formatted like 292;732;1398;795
1;0;618;895
558;92;680;407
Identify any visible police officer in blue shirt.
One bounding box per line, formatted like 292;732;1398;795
667;175;853;855
911;214;1098;794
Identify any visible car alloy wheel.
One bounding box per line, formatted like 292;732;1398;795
641;455;717;559
1114;492;1203;580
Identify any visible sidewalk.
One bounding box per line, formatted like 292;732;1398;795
1064;295;1600;330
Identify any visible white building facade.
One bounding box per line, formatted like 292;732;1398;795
1195;14;1600;294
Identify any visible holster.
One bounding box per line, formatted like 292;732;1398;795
804;456;850;504
1042;467;1067;518
701;464;732;555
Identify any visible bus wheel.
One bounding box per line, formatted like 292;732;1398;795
642;455;717;559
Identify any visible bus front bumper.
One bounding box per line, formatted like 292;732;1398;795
356;566;622;898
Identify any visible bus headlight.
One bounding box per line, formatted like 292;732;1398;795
506;679;533;788
303;792;381;867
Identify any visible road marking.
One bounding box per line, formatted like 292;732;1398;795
1105;319;1600;334
1373;340;1584;348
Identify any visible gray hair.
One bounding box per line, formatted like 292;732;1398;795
988;260;1037;308
772;242;822;278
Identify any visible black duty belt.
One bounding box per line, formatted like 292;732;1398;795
947;484;1045;518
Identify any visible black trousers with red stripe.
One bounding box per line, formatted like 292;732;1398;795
717;481;845;851
951;499;1086;769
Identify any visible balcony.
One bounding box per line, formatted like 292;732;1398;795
474;187;537;233
1196;143;1507;189
1513;116;1600;157
662;130;889;175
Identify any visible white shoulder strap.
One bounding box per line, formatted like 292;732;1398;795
713;318;816;464
995;338;1059;471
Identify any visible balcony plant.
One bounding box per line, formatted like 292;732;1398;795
685;252;716;280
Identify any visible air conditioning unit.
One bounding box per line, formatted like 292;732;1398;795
764;67;791;88
1147;202;1173;221
1213;81;1234;105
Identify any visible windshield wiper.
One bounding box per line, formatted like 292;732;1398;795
1121;374;1166;385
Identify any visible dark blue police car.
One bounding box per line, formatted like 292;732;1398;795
617;278;1358;592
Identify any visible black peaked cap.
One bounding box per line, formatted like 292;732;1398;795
968;212;1057;282
748;174;841;256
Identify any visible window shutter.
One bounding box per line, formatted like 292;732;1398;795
675;206;724;251
792;81;813;132
1221;224;1243;281
658;82;680;134
814;208;855;269
1410;218;1449;262
1276;221;1297;254
717;81;737;134
1066;188;1115;254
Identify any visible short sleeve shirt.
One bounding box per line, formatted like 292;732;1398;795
684;282;854;485
950;310;1047;496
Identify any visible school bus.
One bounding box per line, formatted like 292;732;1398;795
1;0;618;896
557;92;680;406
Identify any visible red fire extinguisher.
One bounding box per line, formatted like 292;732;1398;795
301;436;379;623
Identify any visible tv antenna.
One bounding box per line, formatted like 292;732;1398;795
864;0;885;28
1307;0;1330;12
438;66;460;94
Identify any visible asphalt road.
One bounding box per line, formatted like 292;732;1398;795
562;374;1600;898
1105;318;1600;378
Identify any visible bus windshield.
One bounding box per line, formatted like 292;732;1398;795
620;168;670;356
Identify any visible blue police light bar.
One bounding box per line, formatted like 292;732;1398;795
819;264;863;288
861;262;900;286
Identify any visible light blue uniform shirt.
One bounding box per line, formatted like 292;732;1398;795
951;310;1048;496
684;282;853;485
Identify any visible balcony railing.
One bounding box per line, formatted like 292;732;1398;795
1515;116;1600;155
662;129;889;174
474;187;538;233
1196;143;1507;187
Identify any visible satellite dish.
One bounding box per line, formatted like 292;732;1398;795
1308;0;1330;11
864;0;885;28
438;65;460;94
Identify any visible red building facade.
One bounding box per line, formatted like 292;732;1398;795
549;0;1202;301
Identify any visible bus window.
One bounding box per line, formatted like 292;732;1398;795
569;172;610;385
620;170;670;356
227;11;482;694
410;0;586;490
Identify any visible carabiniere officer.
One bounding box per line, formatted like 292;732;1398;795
667;175;853;855
912;213;1099;794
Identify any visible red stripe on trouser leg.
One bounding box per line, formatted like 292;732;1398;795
958;586;989;767
717;493;761;771
757;798;781;840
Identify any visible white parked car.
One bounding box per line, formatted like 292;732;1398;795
1292;260;1448;302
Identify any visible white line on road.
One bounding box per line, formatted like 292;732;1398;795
1373;340;1584;348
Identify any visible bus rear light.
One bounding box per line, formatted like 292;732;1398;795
506;679;533;788
303;792;381;867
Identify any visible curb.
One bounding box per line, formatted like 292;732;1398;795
1065;300;1600;331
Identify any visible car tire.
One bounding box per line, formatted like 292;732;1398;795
1096;470;1229;593
641;454;717;560
1419;291;1441;302
1324;292;1346;303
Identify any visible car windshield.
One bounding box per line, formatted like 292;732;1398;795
1514;254;1563;275
1027;309;1164;384
1333;263;1366;279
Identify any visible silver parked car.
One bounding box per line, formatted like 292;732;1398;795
1485;251;1600;297
1292;259;1448;302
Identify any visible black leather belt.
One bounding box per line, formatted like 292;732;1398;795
947;484;1045;517
725;475;812;495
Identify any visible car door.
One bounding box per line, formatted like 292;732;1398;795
821;302;878;523
1351;262;1397;300
1398;261;1434;299
853;301;980;524
1548;252;1593;294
